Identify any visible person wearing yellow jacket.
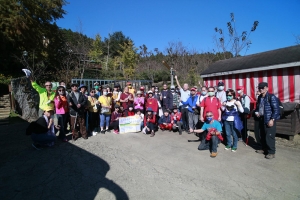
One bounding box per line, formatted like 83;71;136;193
31;79;55;117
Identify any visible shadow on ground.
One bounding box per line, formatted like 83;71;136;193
0;120;129;200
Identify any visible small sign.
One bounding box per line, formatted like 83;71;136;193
119;116;143;134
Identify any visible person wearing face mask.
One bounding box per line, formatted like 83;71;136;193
200;86;221;123
181;87;199;134
87;88;100;136
221;89;244;152
79;84;89;132
236;86;251;142
170;86;180;109
54;86;69;142
216;81;227;104
98;88;112;133
194;111;223;158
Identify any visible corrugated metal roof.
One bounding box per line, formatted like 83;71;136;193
201;45;300;75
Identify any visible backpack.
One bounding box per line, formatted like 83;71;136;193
268;94;284;118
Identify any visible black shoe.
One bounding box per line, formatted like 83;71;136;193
105;129;111;133
100;130;105;134
265;154;275;159
32;143;42;150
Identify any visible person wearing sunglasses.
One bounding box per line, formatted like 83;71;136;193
194;111;223;158
221;89;244;152
54;86;69;142
254;82;280;159
30;77;55;117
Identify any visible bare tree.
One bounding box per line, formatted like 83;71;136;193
214;13;259;59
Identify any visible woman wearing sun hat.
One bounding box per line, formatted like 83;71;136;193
134;90;145;112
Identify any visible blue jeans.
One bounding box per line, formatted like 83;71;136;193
100;113;111;129
198;133;220;152
224;121;238;148
56;114;68;139
140;121;144;131
31;133;56;145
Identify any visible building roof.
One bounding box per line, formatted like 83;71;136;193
201;45;300;77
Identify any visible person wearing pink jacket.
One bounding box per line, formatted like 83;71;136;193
133;91;145;112
54;86;69;142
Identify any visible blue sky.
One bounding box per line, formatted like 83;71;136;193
56;0;300;55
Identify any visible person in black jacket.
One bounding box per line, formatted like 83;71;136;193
160;84;173;110
254;82;280;159
68;83;88;140
26;106;60;150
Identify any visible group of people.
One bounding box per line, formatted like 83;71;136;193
26;75;280;160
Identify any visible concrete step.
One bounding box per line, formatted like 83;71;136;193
0;113;10;118
0;110;10;115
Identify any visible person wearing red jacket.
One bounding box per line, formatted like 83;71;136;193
158;109;172;131
171;106;183;135
144;107;156;137
124;104;135;117
145;91;158;115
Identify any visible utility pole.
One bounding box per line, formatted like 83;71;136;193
162;61;174;88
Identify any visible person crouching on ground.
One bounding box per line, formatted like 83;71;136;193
221;89;244;152
144;107;156;137
110;105;122;134
26;106;60;150
171;106;183;135
135;109;144;131
194;111;223;158
158;109;172;131
124;104;135;117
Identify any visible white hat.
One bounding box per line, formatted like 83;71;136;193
147;90;153;94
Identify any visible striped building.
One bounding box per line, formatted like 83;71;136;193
201;45;300;139
201;45;300;103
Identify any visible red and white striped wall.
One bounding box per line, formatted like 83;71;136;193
203;66;300;103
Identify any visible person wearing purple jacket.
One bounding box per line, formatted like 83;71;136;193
160;83;173;110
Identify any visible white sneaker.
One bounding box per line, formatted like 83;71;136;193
92;131;97;136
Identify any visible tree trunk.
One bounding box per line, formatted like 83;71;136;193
11;77;39;122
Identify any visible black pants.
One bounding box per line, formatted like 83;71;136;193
109;121;119;131
254;116;261;145
258;117;276;154
240;113;248;141
146;122;156;134
181;107;189;131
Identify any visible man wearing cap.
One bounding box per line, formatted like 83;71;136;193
174;75;190;132
236;86;251;142
254;82;280;159
160;84;173;110
216;81;227;104
181;87;199;133
26;106;60;150
68;83;88;140
30;78;55;117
